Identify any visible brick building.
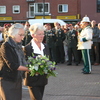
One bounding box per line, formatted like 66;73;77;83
0;0;100;26
80;0;100;23
0;0;28;26
0;0;80;26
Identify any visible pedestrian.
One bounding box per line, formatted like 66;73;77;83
24;23;49;100
0;23;29;100
77;15;93;74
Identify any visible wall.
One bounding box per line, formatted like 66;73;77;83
80;0;100;23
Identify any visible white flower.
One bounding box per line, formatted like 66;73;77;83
34;65;39;71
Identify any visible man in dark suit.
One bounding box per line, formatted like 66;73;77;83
44;24;56;62
53;22;65;63
66;24;79;65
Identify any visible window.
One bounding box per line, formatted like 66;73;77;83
0;6;6;14
58;4;68;13
35;3;49;14
13;5;20;14
28;4;35;17
97;0;100;12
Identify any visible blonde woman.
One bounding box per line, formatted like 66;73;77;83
24;23;49;100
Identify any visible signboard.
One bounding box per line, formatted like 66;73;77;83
0;17;12;20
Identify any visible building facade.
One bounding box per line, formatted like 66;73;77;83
0;0;28;23
0;0;100;26
0;0;80;26
80;0;100;23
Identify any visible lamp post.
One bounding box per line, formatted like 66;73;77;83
43;0;45;19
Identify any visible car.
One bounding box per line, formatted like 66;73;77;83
28;19;66;27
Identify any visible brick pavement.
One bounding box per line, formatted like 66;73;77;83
22;62;100;100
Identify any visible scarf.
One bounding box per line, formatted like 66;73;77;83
7;37;27;79
7;37;27;66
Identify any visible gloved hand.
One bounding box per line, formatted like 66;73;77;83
80;38;83;42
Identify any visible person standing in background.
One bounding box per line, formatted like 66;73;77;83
90;20;99;65
44;24;57;63
22;21;32;46
3;24;11;42
53;22;65;63
97;23;100;63
63;24;70;62
77;16;93;74
66;24;79;65
76;23;82;64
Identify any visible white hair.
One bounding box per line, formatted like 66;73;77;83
8;23;24;37
29;23;44;35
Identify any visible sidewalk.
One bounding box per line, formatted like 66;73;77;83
22;62;100;100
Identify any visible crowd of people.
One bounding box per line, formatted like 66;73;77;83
43;16;100;68
0;15;100;100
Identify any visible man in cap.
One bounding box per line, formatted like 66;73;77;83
77;15;93;74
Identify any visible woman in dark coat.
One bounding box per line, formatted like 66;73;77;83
24;23;49;100
0;23;29;100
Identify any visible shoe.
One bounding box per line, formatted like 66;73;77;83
94;63;99;66
91;62;94;65
67;63;72;65
61;61;64;64
76;63;78;66
82;71;91;74
81;68;84;71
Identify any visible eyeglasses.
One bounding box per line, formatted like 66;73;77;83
18;34;25;36
36;34;44;36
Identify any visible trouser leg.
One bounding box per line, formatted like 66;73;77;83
28;86;45;100
82;49;92;73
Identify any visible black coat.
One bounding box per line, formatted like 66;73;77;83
0;42;20;82
66;30;78;48
53;28;65;46
24;42;49;86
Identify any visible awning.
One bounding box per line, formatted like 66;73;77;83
0;20;27;23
